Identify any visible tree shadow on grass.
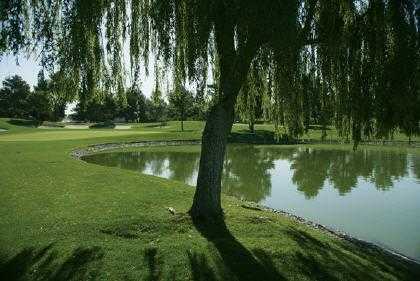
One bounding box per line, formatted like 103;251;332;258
142;123;168;128
0;244;104;281
133;215;285;280
187;251;218;281
124;218;419;281
187;248;287;281
143;247;163;281
186;221;420;281
283;227;420;281
228;130;277;144
191;217;286;281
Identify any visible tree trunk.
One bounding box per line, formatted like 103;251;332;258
189;102;235;219
189;61;257;219
249;120;255;133
189;4;259;219
181;106;185;132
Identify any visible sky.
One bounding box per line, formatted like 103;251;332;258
0;54;41;90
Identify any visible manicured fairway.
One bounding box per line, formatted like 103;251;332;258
0;130;161;141
0;118;419;281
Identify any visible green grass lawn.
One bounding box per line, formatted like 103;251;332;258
0;118;419;281
0;130;164;141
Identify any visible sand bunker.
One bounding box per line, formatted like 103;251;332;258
114;125;132;130
64;125;89;129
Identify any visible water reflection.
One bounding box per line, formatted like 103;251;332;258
82;145;419;202
411;155;420;182
222;146;276;202
288;148;409;198
90;151;200;185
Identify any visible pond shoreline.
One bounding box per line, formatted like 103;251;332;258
71;139;202;159
72;139;420;266
229;133;420;147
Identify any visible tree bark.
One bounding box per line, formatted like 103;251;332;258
190;55;257;219
181;105;185;132
189;101;235;219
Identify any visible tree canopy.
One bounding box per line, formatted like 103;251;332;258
1;0;418;141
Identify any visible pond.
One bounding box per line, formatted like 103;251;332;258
82;144;420;261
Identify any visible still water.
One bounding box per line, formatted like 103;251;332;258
82;145;420;260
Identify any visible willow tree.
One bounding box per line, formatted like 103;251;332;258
1;0;419;219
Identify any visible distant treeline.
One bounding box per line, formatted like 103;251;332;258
71;84;209;123
0;71;210;123
0;70;335;128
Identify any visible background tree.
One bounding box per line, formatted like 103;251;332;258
168;85;194;131
28;70;53;121
0;75;31;118
72;91;118;122
190;87;209;120
124;87;147;123
34;70;48;92
150;83;167;126
27;91;52;121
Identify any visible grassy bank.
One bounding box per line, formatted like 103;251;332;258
0;118;419;281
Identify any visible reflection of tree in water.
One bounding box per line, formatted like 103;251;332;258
291;148;331;199
367;151;407;191
84;146;415;202
289;148;409;197
222;146;277;202
83;152;148;172
411;155;420;181
86;148;281;203
167;152;200;184
328;151;364;195
89;151;200;184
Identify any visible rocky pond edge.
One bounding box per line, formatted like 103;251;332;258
71;139;420;266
